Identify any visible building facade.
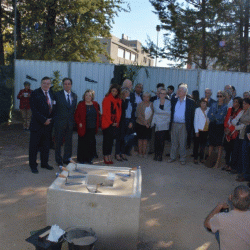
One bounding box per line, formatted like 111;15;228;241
98;34;154;66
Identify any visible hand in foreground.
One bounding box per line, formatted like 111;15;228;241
217;202;229;210
44;119;51;125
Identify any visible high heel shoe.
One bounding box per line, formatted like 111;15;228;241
121;155;128;161
115;155;123;161
104;157;110;164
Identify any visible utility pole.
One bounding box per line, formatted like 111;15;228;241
155;25;160;67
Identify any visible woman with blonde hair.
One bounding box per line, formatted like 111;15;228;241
207;90;228;168
135;92;153;157
74;89;100;164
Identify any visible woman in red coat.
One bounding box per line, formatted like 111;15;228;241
74;89;100;164
223;97;243;171
102;84;122;164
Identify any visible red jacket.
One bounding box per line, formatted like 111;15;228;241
224;107;242;141
101;93;122;130
17;89;32;109
74;101;100;137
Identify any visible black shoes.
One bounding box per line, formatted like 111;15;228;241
41;165;54;170
63;160;70;164
31;169;39;174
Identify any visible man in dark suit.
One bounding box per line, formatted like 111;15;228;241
205;88;216;107
54;78;77;166
29;77;55;174
168;84;195;165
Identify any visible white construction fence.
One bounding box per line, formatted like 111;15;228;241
14;59;250;109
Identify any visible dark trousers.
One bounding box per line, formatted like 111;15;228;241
231;138;243;173
103;126;119;156
242;139;250;180
29;126;52;170
155;130;169;157
54;123;73;165
224;139;235;166
193;131;208;160
77;128;96;163
115;118;133;155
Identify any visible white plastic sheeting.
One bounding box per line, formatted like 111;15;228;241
14;60;250;109
14;60;114;109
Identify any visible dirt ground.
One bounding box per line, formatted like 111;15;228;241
0;121;242;250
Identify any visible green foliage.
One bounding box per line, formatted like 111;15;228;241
51;70;63;92
17;0;129;62
147;0;248;71
122;64;149;84
0;0;129;64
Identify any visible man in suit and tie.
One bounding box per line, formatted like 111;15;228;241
54;78;77;166
205;88;216;107
168;83;195;165
29;77;55;174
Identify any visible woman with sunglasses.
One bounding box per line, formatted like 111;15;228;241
207;91;228;168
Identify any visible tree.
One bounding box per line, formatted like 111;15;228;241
146;0;230;69
146;0;250;72
16;0;128;62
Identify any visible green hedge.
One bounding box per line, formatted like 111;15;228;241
0;66;14;124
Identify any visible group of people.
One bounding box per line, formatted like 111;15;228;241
18;78;250;185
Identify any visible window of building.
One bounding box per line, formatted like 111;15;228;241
125;51;130;60
131;53;136;62
118;48;124;58
143;57;147;63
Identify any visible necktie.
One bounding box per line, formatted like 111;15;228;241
67;94;71;106
45;91;52;113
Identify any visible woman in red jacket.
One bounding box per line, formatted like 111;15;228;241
223;97;243;171
74;89;100;164
17;81;32;130
102;84;122;164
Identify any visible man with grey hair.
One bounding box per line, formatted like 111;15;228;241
205;88;216;107
204;185;250;250
168;83;195;164
122;79;133;91
224;84;233;92
243;91;250;99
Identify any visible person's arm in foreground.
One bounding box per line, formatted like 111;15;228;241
204;202;229;230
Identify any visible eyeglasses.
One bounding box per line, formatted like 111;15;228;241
160;93;166;95
217;95;223;98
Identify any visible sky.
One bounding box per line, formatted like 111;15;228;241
111;0;170;67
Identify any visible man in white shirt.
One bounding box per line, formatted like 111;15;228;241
204;185;250;250
168;84;195;164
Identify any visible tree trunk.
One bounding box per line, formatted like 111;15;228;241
41;0;57;59
242;0;249;72
240;3;244;71
201;0;206;69
0;0;5;65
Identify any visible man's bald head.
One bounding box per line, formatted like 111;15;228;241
122;79;133;91
231;185;250;211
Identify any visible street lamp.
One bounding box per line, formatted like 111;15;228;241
155;25;161;67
